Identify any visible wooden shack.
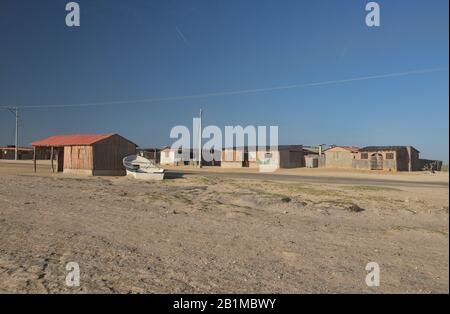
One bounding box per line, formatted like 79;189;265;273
31;134;137;175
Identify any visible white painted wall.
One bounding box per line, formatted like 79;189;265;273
160;150;175;165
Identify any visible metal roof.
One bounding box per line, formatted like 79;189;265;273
31;134;116;147
325;146;359;152
222;145;303;151
359;146;419;152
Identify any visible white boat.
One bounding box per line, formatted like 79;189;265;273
123;155;165;180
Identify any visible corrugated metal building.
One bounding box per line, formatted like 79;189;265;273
31;134;137;175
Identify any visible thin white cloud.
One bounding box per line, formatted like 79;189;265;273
5;66;447;109
175;26;189;46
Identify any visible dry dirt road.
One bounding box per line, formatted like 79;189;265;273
0;163;448;293
164;168;449;188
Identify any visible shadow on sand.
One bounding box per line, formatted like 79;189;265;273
164;171;186;179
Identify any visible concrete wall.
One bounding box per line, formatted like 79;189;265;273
221;148;257;168
394;149;408;171
256;150;280;168
409;148;421;171
220;161;243;168
325;151;354;168
354;151;397;171
220;161;259;168
383;159;397;171
160;149;192;165
351;159;370;169
62;169;126;176
160;150;175;165
63;168;94;175
221;149;304;169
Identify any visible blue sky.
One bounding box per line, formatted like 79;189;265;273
0;0;448;161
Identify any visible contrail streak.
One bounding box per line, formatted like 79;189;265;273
175;26;189;45
2;66;447;109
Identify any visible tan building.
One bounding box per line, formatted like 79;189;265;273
221;145;304;169
221;146;258;168
325;145;422;172
137;148;161;164
31;134;137;175
354;146;420;171
324;146;359;169
160;147;194;166
160;147;219;166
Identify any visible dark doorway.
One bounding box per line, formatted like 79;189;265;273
242;150;249;167
370;153;383;170
56;149;64;172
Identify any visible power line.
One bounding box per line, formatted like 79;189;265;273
0;66;447;110
3;107;20;160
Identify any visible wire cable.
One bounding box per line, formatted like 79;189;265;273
1;66;447;110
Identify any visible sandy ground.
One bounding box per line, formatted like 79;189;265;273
0;162;448;293
165;164;450;183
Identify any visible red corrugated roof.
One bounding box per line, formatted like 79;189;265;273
31;134;115;147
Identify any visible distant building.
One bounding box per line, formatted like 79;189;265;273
137;148;161;164
324;146;359;169
302;146;323;168
221;145;305;169
221;146;258;168
0;146;33;160
418;158;443;172
160;147;219;166
325;145;427;172
160;147;194;166
304;155;320;168
355;146;420;171
31;134;137;175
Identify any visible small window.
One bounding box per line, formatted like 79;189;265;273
360;153;368;159
265;153;273;159
386;153;394;159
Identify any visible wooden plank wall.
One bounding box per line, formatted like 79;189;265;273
92;135;136;171
64;145;94;170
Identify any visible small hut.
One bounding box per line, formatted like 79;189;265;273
31;134;137;175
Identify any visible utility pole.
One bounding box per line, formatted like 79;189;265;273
318;144;325;156
6;107;19;160
198;108;202;168
318;144;325;168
